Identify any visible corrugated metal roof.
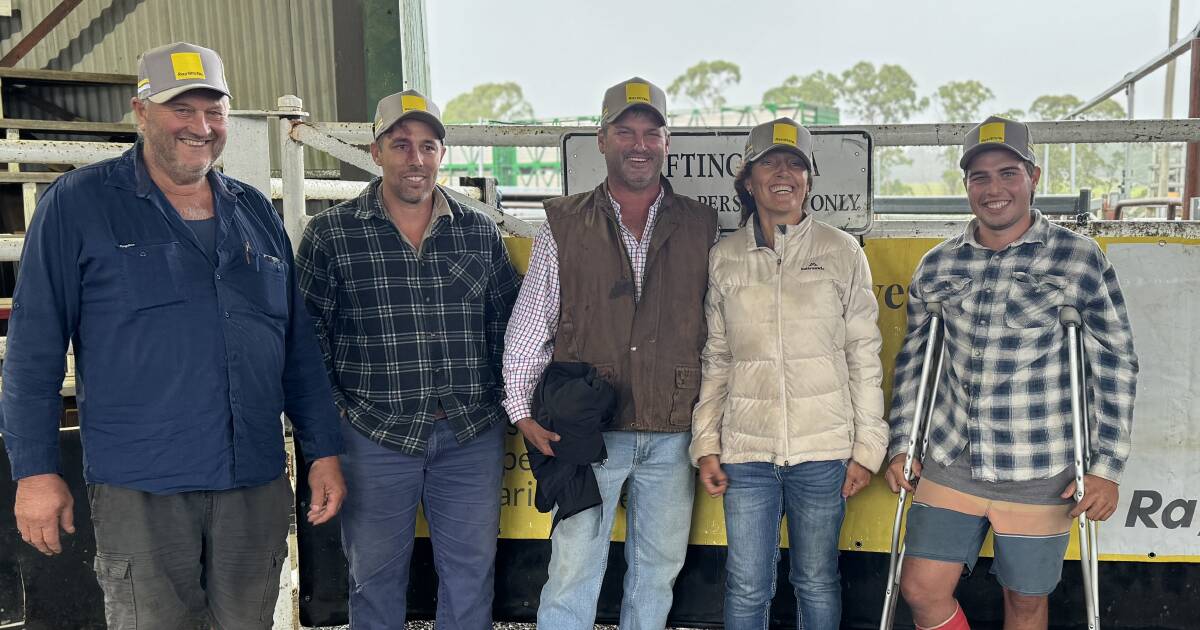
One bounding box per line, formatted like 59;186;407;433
0;0;340;170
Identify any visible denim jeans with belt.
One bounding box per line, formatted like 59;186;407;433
339;419;504;630
536;430;695;630
722;459;847;630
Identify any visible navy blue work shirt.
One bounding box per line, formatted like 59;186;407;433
0;144;344;493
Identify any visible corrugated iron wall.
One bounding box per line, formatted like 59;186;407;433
0;0;341;171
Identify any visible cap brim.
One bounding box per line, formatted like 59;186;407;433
147;83;231;104
375;111;447;140
745;143;812;171
604;102;666;126
960;143;1032;170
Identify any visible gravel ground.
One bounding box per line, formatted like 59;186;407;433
309;619;705;624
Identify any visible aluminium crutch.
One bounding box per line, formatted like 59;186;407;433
880;302;946;630
1060;305;1101;630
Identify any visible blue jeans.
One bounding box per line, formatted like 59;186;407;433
722;459;847;630
339;419;504;630
537;431;695;630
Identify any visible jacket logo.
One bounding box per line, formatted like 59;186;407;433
801;261;825;271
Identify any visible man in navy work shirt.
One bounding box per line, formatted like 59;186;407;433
0;42;345;629
297;90;519;629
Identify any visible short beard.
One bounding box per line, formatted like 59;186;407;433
140;128;220;186
606;151;661;191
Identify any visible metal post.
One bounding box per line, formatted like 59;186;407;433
399;0;431;94
276;95;308;254
1123;84;1135;200
1184;37;1200;219
363;0;406;109
1043;144;1050;195
1160;1;1180;198
1071;143;1077;193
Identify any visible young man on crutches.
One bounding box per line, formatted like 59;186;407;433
882;116;1139;630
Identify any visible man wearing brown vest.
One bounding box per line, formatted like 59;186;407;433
503;77;717;629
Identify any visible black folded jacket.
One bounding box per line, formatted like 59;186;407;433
526;361;618;533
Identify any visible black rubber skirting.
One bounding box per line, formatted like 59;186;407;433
2;432;1196;629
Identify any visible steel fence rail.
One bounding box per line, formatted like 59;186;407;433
310;119;1200;148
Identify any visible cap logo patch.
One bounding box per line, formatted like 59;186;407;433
979;122;1006;144
401;94;427;112
772;123;798;147
625;83;651;104
170;52;206;80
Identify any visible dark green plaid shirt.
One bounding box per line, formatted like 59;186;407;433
297;180;519;454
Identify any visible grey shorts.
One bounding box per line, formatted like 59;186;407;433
903;477;1073;596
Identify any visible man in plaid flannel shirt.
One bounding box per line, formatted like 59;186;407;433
296;90;519;629
883;116;1138;630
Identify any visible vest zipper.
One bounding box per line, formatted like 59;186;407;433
775;236;790;467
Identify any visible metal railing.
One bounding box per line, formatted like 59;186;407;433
0;103;1196;264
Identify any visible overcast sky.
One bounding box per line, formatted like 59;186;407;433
426;0;1200;123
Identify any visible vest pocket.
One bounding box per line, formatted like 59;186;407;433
669;365;701;427
592;362;616;385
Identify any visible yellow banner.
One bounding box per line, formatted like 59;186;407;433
453;235;1196;564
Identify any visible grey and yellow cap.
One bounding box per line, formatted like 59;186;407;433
137;42;230;104
374;89;446;141
600;77;668;126
743;117;814;171
960;115;1036;170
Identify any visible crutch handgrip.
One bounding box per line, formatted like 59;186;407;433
1059;305;1082;326
925;301;943;316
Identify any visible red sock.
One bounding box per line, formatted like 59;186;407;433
917;603;970;630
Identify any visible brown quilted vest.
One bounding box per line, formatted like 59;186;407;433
545;178;717;432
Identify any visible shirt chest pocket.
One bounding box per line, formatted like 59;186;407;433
247;253;290;319
444;254;487;302
1005;272;1067;329
119;242;187;311
918;275;972;313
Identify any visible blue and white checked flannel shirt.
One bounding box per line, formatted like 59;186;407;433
297;181;520;456
887;210;1139;483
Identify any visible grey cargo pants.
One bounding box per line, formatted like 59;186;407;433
87;475;292;630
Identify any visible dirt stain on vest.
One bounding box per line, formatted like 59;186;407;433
609;278;635;299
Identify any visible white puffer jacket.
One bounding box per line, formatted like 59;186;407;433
689;216;887;470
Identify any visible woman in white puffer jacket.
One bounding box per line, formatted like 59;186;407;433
689;117;888;630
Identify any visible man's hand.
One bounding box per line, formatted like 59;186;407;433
842;460;872;498
14;474;75;555
515;417;560;456
307;456;346;525
698;455;728;497
884;453;922;494
1061;474;1119;521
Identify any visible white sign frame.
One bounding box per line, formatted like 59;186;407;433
562;129;874;234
